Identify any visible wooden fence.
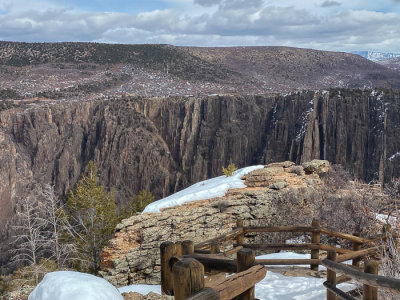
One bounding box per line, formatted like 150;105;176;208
160;219;399;299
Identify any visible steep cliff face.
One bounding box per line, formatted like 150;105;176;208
1;89;400;272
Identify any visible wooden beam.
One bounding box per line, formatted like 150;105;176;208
236;220;244;245
237;248;255;300
255;259;321;265
323;281;357;300
326;250;337;300
320;228;372;244
194;249;211;254
235;242;350;253
363;260;378;300
183;254;237;273
160;241;176;296
224;246;243;257
311;219;321;271
187;288;220;300
188;265;266;300
322;259;400;295
243;226;317;233
173;258;204;300
182;240;195;255
336;246;380;263
319;244;352;254
337;274;351;285
236;243;321;250
205;273;227;288
195;228;243;250
352;233;362;268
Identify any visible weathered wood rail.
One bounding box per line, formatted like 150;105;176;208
160;219;399;299
323;250;400;300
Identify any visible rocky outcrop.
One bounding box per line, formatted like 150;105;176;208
99;161;325;286
1;89;400;273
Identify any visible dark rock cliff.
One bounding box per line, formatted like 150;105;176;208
1;89;400;272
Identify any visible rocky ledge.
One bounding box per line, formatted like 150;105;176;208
99;160;331;286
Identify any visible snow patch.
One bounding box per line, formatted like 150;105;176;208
28;271;124;300
388;152;400;161
118;252;356;300
376;213;397;226
295;97;314;142
142;165;264;213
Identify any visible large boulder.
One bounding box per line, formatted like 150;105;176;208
302;160;330;175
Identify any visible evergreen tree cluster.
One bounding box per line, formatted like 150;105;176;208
1;161;155;296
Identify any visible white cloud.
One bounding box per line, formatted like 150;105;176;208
0;0;398;52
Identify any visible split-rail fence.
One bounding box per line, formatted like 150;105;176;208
160;219;400;299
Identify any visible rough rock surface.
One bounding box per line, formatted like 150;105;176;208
122;292;168;300
2;89;400;272
99;162;326;286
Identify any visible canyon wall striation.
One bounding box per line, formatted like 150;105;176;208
1;89;400;272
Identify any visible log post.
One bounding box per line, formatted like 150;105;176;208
210;241;221;275
173;258;205;300
237;248;256;300
363;260;378;300
352;232;362;268
210;241;220;254
175;241;183;257
327;250;337;300
182;240;194;255
311;219;320;271
236;219;244;245
160;241;176;295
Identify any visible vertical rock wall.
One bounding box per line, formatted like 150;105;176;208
1;89;400;273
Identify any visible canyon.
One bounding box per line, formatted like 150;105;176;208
1;88;400;273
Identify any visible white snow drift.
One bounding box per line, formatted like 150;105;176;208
28;271;124;300
142;165;264;213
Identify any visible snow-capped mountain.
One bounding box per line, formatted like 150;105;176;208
352;51;400;61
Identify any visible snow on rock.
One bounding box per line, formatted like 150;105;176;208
376;213;397;226
28;271;124;300
142;165;265;213
388;152;400;161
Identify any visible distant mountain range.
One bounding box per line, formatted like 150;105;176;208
352;51;400;61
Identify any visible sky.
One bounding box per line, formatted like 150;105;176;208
0;0;399;52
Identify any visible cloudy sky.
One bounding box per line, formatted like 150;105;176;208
0;0;399;52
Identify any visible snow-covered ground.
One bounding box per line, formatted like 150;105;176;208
119;252;356;300
28;271;124;300
29;253;356;300
142;165;264;213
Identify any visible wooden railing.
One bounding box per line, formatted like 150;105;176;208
160;219;398;299
161;240;265;299
322;250;400;300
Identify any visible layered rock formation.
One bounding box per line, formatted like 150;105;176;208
99;161;326;286
1;89;400;272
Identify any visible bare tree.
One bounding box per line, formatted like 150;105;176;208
11;196;47;285
10;184;75;286
40;185;74;269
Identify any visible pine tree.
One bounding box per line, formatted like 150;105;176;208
65;162;118;273
222;161;238;176
120;190;154;219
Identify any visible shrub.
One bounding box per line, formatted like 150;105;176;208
120;190;155;219
222;161;237;176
